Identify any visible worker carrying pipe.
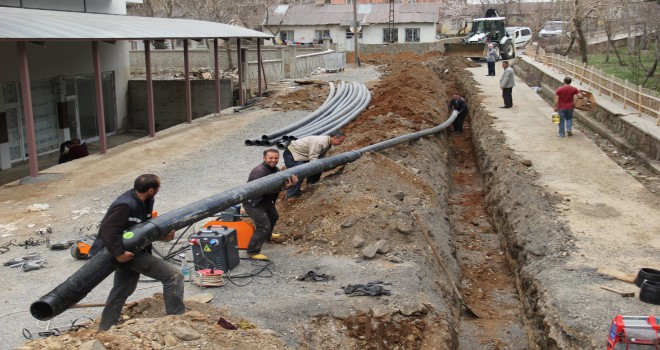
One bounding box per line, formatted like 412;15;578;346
30;110;459;322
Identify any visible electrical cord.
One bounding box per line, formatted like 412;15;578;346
224;259;273;287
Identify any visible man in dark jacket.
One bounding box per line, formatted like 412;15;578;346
242;149;298;261
448;92;469;133
89;174;185;331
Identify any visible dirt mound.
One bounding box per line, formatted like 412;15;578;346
22;296;285;350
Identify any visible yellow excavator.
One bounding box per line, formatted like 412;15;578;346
444;9;515;61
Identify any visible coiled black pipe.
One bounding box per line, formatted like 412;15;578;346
283;83;361;140
288;84;371;140
30;110;459;321
244;82;340;145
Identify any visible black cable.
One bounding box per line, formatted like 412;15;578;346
224;259;273;287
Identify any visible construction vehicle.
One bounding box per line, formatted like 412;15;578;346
606;315;660;349
444;9;515;61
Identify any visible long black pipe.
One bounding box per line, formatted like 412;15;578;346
30;111;459;321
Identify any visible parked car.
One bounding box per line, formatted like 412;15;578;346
506;26;532;48
539;21;568;38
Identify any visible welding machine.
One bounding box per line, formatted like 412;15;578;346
190;226;240;272
202;205;255;250
607;315;659;349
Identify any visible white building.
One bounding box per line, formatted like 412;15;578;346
263;3;440;52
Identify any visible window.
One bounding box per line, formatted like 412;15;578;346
383;28;398;43
405;28;420;42
315;30;331;42
522;29;531;36
280;30;294;44
345;28;362;39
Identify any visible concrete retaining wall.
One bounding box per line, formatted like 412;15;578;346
361;42;445;55
127;79;232;131
515;57;660;165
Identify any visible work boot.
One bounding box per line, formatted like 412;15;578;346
248;253;269;261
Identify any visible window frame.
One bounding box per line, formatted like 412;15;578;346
405;28;420;43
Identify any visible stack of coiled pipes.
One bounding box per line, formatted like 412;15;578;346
244;81;371;149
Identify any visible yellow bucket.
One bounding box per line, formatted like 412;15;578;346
552;113;560;124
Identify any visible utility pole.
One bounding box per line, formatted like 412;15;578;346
352;0;360;66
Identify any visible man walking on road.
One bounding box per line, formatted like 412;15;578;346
449;92;468;133
499;60;515;108
242;149;298;261
283;130;346;200
554;77;582;138
89;174;185;331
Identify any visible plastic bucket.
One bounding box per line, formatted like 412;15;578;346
552;113;560;124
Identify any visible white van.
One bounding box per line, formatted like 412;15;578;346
506;26;532;48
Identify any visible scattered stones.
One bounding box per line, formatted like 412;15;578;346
520;159;533;167
173;326;201;341
375;239;391;254
395;222;414;235
362;243;379;259
352;236;365;248
163;334;178;346
341;218;357;228
79;340;106;350
26;203;50;212
394;191;405;201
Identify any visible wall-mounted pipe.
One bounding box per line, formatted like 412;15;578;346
30;111;459;321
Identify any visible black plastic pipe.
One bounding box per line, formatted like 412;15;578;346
30;110;458;321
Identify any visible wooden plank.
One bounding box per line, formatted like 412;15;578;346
597;267;637;284
600;285;635;297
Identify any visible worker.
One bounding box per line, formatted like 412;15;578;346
554;76;583;138
58;138;89;164
282;130;346;201
499;60;515;108
88;174;185;331
242;149;298;261
486;44;497;76
448;92;468;133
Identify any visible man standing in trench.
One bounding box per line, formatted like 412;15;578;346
89;174;185;331
283;130;346;201
242;149;298;261
448;92;468;133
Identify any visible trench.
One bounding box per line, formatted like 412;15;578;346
446;112;530;349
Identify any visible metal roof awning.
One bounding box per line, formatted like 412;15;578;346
0;6;273;41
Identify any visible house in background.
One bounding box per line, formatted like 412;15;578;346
263;3;440;52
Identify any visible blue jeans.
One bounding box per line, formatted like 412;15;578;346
558;108;573;137
487;61;495;76
283;149;321;198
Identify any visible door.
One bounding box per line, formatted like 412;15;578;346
6;106;26;162
65;97;80;139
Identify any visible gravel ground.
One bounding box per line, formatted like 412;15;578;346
0;64;386;349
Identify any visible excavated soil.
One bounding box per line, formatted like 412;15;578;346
18;53;552;349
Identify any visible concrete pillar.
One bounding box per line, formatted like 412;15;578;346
288;46;297;79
